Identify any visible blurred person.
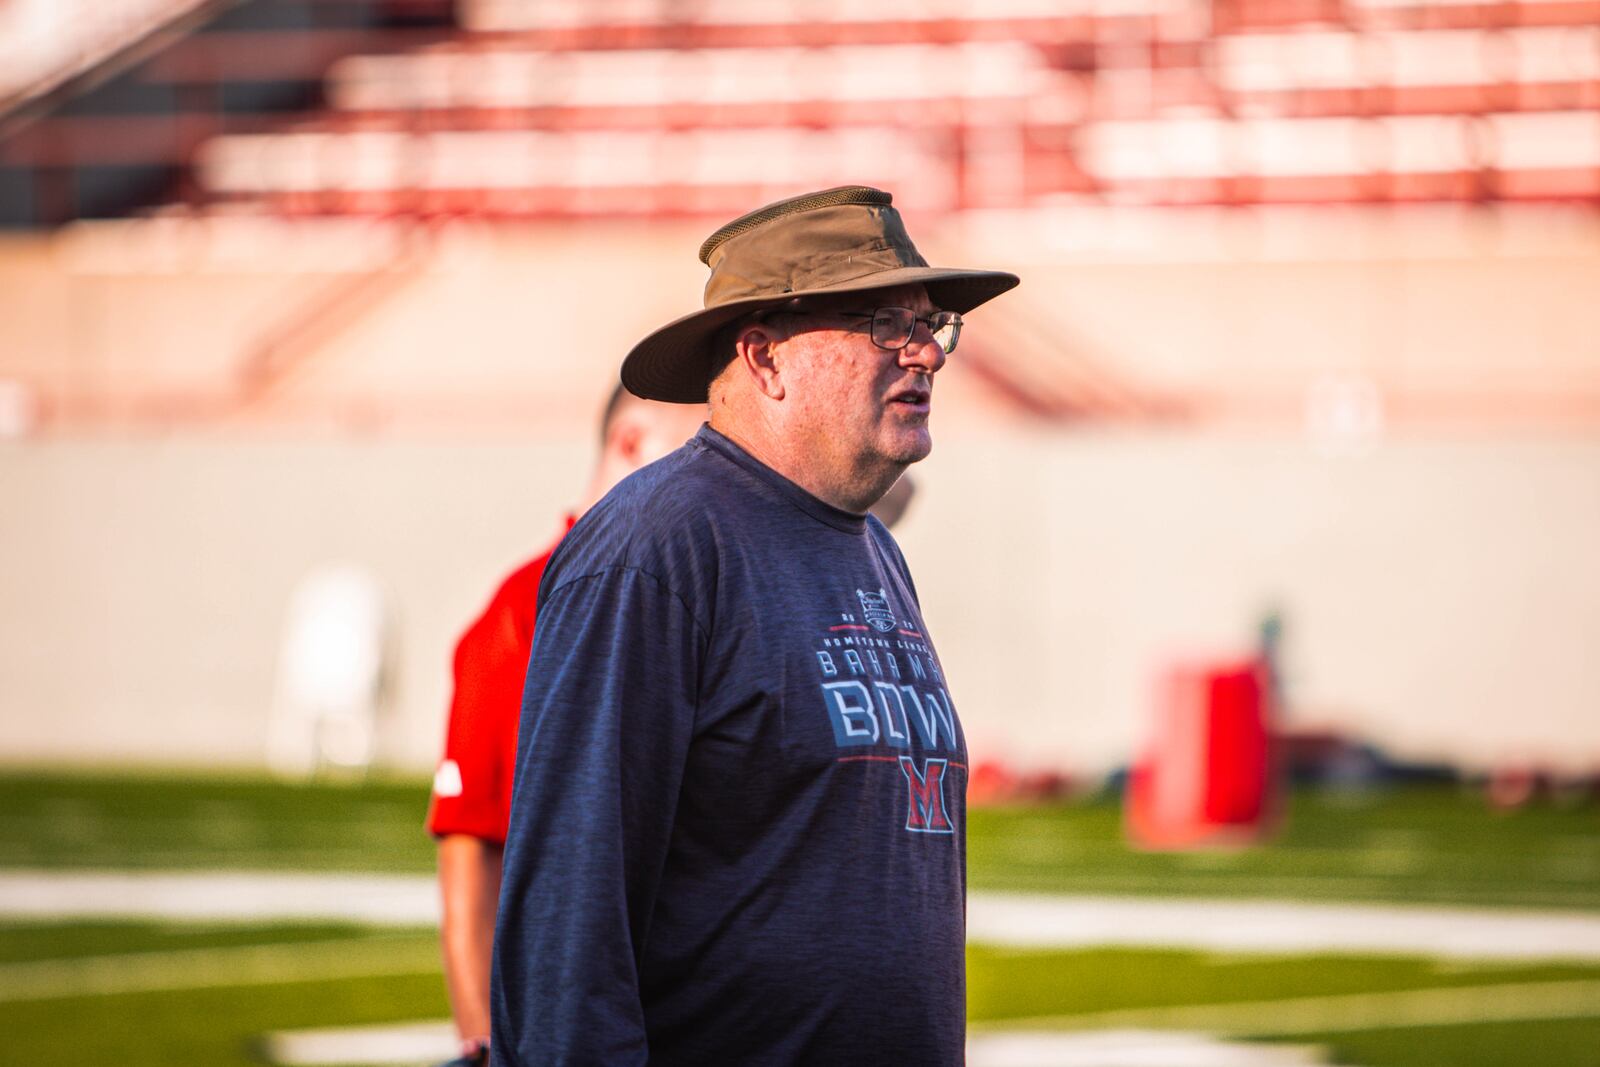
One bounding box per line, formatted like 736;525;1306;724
490;186;1016;1066
266;563;388;778
427;385;704;1066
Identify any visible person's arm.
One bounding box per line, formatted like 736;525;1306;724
490;567;703;1067
428;579;529;1054
437;834;503;1047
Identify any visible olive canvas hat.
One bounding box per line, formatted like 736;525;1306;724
621;186;1020;403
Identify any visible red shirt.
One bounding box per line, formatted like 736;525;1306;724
427;520;573;843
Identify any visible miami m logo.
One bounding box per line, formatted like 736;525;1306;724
898;757;953;834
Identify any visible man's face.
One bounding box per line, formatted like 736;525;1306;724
772;283;949;478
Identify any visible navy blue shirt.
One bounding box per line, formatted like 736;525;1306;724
490;425;967;1067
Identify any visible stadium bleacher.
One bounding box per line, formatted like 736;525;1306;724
4;0;1598;225
1;0;1595;435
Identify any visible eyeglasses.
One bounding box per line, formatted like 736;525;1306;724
784;306;963;355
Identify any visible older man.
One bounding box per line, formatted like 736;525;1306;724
491;186;1017;1067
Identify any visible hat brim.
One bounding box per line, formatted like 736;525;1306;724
621;265;1020;404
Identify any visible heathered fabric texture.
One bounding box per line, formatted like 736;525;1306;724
490;425;968;1067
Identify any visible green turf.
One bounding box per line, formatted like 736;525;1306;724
0;919;382;963
1294;1018;1600;1067
0;770;1595;1064
0;769;435;873
1;770;1595;911
966;947;1600;1067
2;926;1595;1067
967;787;1600;910
0;922;445;1066
965;946;1600;1022
1;971;447;1066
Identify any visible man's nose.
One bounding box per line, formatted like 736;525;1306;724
899;325;947;375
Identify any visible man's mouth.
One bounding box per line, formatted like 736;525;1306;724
888;387;931;411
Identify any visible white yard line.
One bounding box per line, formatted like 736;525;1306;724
3;871;1600;960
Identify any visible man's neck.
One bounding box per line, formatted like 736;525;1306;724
709;410;901;515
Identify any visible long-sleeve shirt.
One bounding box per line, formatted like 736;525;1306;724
491;424;968;1067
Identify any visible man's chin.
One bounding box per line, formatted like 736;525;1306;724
882;431;933;466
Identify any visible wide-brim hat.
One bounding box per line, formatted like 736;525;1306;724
621;186;1020;403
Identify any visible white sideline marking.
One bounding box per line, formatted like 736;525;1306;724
967;891;1600;961
979;979;1600;1037
265;1020;456;1066
967;1030;1331;1066
2;872;1600;960
0;936;439;1003
263;1023;1334;1067
0;870;439;925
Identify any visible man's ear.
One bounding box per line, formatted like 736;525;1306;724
609;417;644;463
733;323;785;401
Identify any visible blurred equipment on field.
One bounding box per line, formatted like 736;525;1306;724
267;562;391;778
1127;657;1279;850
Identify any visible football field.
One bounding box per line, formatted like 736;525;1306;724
1;771;1595;1066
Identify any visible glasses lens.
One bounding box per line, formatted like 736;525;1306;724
930;311;961;354
871;307;917;350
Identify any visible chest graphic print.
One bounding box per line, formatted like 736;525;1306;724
813;587;964;834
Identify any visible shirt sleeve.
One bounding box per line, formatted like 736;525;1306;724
489;566;704;1067
425;596;526;843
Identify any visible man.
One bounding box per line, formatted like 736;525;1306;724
491;186;1017;1066
427;384;705;1065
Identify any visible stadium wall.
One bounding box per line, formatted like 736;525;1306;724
1;433;1596;776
